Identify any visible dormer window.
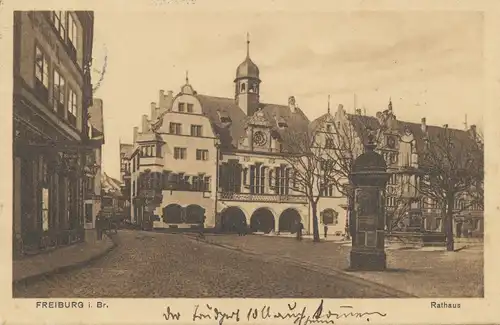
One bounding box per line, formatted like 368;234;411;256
278;121;288;128
217;110;232;123
178;103;185;112
187;103;193;113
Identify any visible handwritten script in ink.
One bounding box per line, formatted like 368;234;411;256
163;300;387;325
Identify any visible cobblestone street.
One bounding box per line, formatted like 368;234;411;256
13;230;395;298
203;234;484;297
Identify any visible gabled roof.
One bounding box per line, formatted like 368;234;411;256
102;172;123;195
346;113;479;160
348;114;381;144
120;143;134;159
194;95;310;150
196;94;247;149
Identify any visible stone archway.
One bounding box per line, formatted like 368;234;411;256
220;206;247;233
279;208;301;233
163;204;183;223
185;205;205;224
250;208;275;234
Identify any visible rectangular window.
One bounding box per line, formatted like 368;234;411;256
474;219;481;231
191;125;203;137
250;164;265;194
196;149;209;161
34;46;49;101
178;103;185;112
191;176;200;191
321;184;335;197
169;122;182;135
52;11;67;40
173;147;187;160
68;88;77;126
67;13;78;60
53;69;66;116
436;218;442;232
203;177;211;192
42;187;50;231
187;103;194;113
275;166;290;195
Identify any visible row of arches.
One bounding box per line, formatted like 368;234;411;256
160;204;339;234
162;204;205;224
219;207;301;234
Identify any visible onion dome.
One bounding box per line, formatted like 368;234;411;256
235;33;260;81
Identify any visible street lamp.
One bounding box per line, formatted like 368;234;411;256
214;136;221;231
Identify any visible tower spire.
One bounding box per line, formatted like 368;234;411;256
464;114;468;130
185;70;189;84
246;32;250;58
327;95;331;114
388;97;393;111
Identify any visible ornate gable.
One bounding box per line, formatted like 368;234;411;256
238;108;277;152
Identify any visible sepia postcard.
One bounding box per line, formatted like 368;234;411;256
0;0;499;324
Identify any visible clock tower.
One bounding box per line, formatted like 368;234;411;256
235;33;261;116
239;108;274;152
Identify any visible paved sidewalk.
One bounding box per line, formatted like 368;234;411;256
198;234;484;298
254;232;349;242
13;230;116;284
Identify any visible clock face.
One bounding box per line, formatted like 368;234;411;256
253;131;267;146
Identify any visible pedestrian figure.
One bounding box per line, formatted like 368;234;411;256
96;212;103;240
296;222;304;241
198;215;206;239
324;224;328;239
239;220;247;236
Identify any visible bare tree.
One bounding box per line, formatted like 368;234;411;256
418;126;483;251
384;175;421;232
278;126;339;242
323;111;386;239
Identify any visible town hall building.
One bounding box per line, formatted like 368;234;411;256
120;36;484;238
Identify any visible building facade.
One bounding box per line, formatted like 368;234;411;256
13;11;95;257
123;36;483;238
84;98;105;229
123;39;349;236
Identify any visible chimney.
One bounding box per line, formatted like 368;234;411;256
288;96;297;113
150;102;157;120
356;109;362;115
421;117;427;132
159;90;165;109
443;124;448;129
133;127;139;144
165;90;174;111
142;114;149;133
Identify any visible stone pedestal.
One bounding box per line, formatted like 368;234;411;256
350;250;386;271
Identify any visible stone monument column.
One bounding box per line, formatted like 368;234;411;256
349;134;390;271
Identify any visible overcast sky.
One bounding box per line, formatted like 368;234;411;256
91;11;484;179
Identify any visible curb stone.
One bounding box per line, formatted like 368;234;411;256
186;234;416;298
13;233;118;287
